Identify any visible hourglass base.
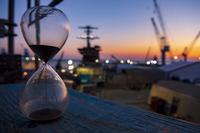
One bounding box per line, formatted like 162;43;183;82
29;108;62;121
23;98;64;121
20;64;68;121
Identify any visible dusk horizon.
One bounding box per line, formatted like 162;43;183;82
1;0;200;61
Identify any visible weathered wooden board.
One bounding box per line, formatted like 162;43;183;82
0;83;199;133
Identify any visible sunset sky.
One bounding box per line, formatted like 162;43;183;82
0;0;200;61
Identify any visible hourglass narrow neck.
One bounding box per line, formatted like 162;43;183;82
40;63;52;70
35;63;55;82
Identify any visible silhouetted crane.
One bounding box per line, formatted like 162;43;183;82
151;17;169;65
145;46;151;62
111;55;120;64
152;0;172;65
182;31;200;62
151;18;161;47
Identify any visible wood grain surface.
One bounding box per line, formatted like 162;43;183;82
0;83;199;133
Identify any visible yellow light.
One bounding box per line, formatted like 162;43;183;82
95;59;99;63
174;56;178;60
76;67;93;75
68;65;74;70
61;69;66;73
23;72;28;77
74;73;78;77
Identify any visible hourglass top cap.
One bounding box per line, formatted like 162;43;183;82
20;6;70;49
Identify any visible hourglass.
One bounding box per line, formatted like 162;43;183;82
20;6;70;121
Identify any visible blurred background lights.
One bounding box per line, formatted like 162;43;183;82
105;59;109;64
68;60;73;65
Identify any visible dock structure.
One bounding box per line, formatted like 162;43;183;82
0;83;199;133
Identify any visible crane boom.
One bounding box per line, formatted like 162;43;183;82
152;0;173;65
145;47;151;62
151;17;162;49
111;55;120;63
153;0;168;42
182;31;200;62
187;31;200;55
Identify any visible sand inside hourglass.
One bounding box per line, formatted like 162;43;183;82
29;108;62;121
22;78;67;121
29;45;60;62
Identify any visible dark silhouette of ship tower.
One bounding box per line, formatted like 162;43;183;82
78;25;101;66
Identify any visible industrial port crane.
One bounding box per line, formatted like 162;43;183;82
151;17;169;65
152;0;171;65
111;55;120;64
182;31;200;62
145;46;151;62
151;18;161;48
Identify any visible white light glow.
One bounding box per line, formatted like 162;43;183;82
146;61;150;65
105;59;109;64
68;60;73;65
25;57;29;61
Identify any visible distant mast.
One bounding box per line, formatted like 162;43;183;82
78;25;101;66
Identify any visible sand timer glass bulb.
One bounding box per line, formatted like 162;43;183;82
20;6;70;121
